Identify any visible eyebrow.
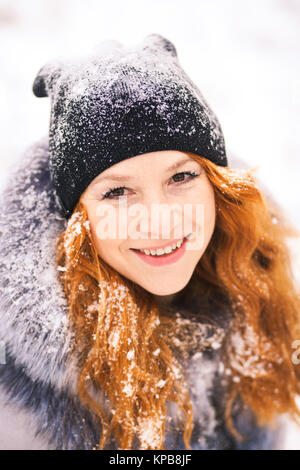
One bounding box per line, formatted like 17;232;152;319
95;157;195;183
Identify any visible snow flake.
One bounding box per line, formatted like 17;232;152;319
127;349;135;360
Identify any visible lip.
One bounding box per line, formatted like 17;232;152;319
130;235;189;267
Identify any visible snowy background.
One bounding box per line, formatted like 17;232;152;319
0;0;300;449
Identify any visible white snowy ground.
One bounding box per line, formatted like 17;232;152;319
0;0;300;449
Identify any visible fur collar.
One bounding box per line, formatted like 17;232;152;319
0;136;79;394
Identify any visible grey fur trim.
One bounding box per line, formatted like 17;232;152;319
0;137;79;394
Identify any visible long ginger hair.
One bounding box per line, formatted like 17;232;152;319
55;153;300;449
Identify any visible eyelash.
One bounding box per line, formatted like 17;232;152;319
101;171;200;200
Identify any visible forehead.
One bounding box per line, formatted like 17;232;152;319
92;150;196;184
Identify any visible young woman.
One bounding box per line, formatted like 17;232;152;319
1;33;300;450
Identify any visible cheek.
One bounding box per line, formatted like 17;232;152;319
187;182;216;242
203;189;216;233
202;186;216;237
81;202;110;255
90;226;124;271
89;217;118;259
86;210;126;270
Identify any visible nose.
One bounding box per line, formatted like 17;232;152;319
134;189;181;241
141;187;169;208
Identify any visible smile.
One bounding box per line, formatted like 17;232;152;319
130;234;192;267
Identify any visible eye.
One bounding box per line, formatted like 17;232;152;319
169;171;200;185
101;171;200;200
101;186;130;200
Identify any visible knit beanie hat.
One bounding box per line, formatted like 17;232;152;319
32;33;228;219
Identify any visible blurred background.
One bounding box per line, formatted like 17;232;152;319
0;0;300;448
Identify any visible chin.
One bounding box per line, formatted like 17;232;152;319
143;279;190;297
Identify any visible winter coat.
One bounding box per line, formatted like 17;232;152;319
0;137;290;450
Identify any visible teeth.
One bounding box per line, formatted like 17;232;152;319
137;237;185;256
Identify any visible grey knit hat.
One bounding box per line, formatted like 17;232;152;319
32;33;227;219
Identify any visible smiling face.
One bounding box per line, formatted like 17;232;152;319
80;150;216;296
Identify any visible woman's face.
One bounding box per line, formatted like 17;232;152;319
80;150;216;296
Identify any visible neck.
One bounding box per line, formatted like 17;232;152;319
153;293;177;307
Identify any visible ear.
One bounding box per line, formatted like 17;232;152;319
32;61;63;98
142;33;178;58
